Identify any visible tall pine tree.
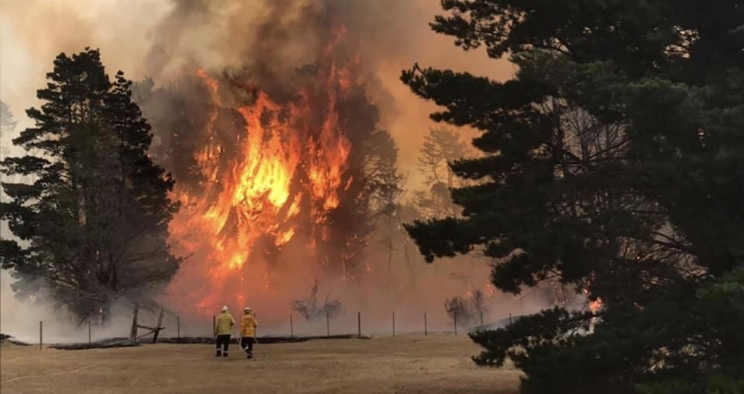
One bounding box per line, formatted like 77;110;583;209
0;48;180;323
402;1;744;392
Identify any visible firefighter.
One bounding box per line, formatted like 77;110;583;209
240;307;259;359
214;305;235;357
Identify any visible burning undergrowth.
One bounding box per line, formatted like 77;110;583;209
133;1;400;321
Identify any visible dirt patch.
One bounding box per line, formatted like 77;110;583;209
0;334;520;394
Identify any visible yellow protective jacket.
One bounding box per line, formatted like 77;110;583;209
240;313;259;338
215;312;235;336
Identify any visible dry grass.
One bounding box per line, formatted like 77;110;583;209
0;334;520;394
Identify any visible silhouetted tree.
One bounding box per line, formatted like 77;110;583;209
413;127;472;219
444;289;488;327
290;278;345;321
402;0;744;392
0;48;181;323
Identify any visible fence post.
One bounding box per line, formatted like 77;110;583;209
357;312;361;338
39;321;43;351
177;316;180;340
130;304;139;342
88;318;92;345
454;311;458;335
212;315;216;338
290;314;294;338
392;312;396;337
326;313;330;338
424;313;427;336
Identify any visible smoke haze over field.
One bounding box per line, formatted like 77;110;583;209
0;0;535;340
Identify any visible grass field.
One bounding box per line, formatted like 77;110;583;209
0;334;520;394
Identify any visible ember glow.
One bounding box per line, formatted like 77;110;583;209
583;289;603;314
165;25;363;316
588;298;603;313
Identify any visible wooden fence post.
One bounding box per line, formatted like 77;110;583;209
88;319;92;345
152;310;165;344
177;316;180;340
326;313;330;338
39;321;43;351
424;313;427;336
290;314;294;338
130;304;139;343
357;312;361;338
212;315;216;338
392;312;396;337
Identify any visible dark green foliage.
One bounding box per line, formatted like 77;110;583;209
402;1;744;392
0;48;180;322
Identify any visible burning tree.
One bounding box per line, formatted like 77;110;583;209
0;49;180;323
132;5;402;315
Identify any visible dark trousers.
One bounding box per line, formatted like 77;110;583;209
215;334;230;356
241;337;255;355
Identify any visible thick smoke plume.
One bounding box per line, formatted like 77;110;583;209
1;0;540;339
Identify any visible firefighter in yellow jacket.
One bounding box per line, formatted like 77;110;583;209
240;307;259;359
214;305;235;357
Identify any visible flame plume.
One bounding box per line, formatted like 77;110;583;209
160;23;373;316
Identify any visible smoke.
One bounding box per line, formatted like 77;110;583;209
0;0;514;164
0;0;540;340
134;0;517;179
0;270;143;344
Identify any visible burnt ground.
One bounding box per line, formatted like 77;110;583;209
0;334;520;394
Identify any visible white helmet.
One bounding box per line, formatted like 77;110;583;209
244;307;252;312
221;305;228;312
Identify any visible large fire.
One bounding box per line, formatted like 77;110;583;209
165;24;364;316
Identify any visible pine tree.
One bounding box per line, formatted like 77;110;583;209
401;1;744;392
0;48;180;323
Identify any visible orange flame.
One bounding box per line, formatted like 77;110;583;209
167;25;357;315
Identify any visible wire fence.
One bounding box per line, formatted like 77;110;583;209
28;309;519;350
